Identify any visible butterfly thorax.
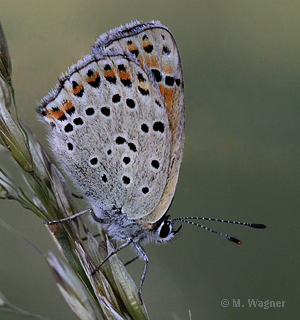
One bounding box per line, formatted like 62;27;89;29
91;205;180;244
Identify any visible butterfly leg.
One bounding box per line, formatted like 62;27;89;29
43;208;93;225
92;238;133;275
134;243;149;304
124;254;140;266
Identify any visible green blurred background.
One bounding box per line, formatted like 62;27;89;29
0;1;299;319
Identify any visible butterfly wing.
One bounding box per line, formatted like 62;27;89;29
93;21;185;223
38;21;184;223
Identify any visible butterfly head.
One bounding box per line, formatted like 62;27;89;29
152;215;182;243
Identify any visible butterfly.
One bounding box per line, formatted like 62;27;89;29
38;20;266;301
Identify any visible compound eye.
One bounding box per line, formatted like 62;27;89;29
159;221;171;238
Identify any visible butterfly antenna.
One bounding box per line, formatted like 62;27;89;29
172;217;266;245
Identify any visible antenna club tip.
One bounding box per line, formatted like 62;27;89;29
230;237;242;245
251;223;267;229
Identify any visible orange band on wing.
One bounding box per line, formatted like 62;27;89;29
45;100;74;120
145;55;159;69
162;65;173;75
118;70;132;82
104;70;117;79
164;88;174;113
86;72;100;83
63;100;74;113
72;83;84;96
